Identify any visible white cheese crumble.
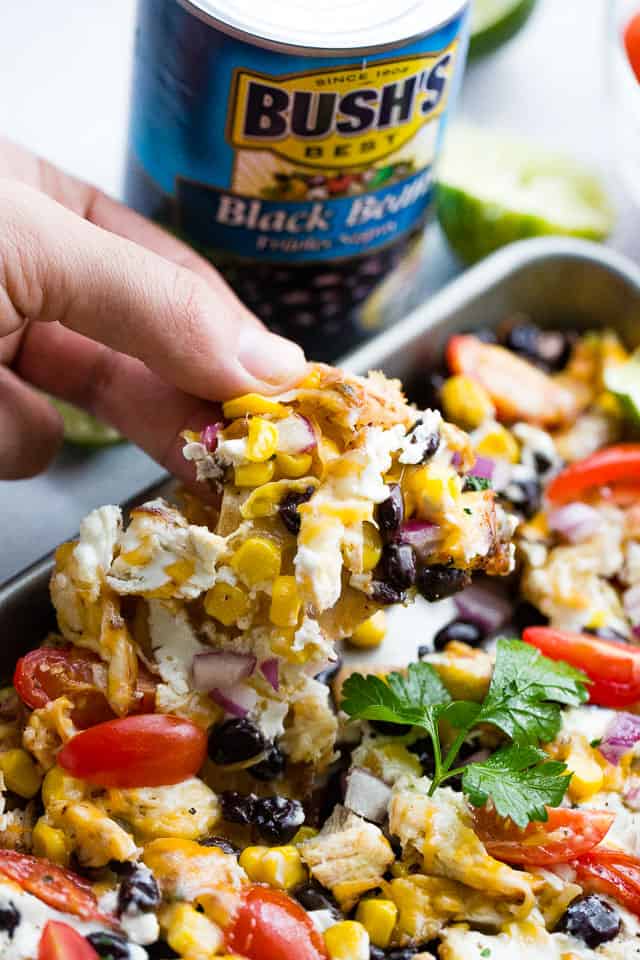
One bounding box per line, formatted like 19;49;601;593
73;505;122;601
148;600;206;696
398;411;442;465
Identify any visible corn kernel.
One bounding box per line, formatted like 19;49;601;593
164;558;196;584
32;818;71;866
165;903;223;960
441;375;495;430
270;576;301;627
475;425;520;464
246;417;279;462
349;611;387;650
0;749;42;799
566;736;604;803
355;899;398;949
239;844;307;889
234;461;275;487
223;394;289;419
362;523;383;572
204;582;249;626
276;452;313;478
232;537;282;586
324;921;370;960
585;610;608;630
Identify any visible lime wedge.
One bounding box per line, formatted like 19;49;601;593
469;0;537;59
605;351;640;426
50;398;123;447
437;127;614;265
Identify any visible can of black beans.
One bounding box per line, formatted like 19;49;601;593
125;0;470;360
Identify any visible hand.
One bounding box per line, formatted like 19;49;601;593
0;139;306;481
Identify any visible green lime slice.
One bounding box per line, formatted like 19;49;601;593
50;398;124;447
436;127;614;265
469;0;538;59
605;351;640;426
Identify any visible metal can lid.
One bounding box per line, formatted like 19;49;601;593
180;0;468;53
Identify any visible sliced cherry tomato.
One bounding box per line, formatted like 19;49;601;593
39;921;100;960
57;714;207;788
226;886;327;960
546;444;640;505
524;626;640;707
473;805;614;866
446;334;577;427
574;849;640;917
14;646;156;728
0;851;112;924
625;12;640;83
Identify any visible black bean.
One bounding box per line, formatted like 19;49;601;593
433;619;484;652
250;744;287;781
407;737;436;778
294;883;341;918
199;836;239;855
377;485;403;535
473;328;499;343
512;601;548;632
279;486;315;535
557;894;621;948
369;719;412;736
208;718;266;765
533;451;553;474
504;478;541;519
417;644;431;659
221;791;258;826
405;420;440;462
504;324;572;372
0;901;19;937
253;796;305;845
315;657;342;686
371;581;406;605
117;865;160;915
504;323;542;360
145;941;180;960
381;542;416;591
416;565;471;602
87;932;132;959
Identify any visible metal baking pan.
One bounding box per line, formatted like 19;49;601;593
2;236;640;678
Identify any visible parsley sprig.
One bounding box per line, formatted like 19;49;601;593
341;638;588;827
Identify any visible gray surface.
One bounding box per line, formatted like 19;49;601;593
0;0;636;582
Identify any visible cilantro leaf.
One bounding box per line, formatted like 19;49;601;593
341;661;450;730
475;638;588;745
463;475;492;491
462;744;572;828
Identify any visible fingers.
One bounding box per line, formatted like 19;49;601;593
0;179;306;400
0;365;62;479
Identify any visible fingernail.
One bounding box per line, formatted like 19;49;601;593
238;329;307;386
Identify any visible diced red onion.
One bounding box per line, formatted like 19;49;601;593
624;584;640;626
548;502;602;544
201;422;222;453
210;683;258;718
276;415;317;454
399;520;442;558
600;712;640;764
192;651;256;692
624;780;640;810
260;658;280;692
452;451;462;468
471;456;495;479
344;768;392;824
454;579;512;634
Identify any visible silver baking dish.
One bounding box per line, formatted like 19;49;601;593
2;236;640;678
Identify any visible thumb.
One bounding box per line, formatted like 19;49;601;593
0;179;306;399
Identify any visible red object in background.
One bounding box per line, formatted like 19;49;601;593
545;444;640;505
39;922;100;960
14;647;156;728
625;13;640;82
523;627;640;707
0;851;112;924
575;849;640;917
57;714;207;788
473;805;614;866
226;886;328;960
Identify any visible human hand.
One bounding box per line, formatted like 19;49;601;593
0;139;306;480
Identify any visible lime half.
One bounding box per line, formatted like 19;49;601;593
437;127;614;265
605;351;640;426
50;398;123;447
469;0;537;59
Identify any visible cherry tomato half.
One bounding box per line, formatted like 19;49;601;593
545;445;640;505
446;334;577;427
57;714;207;788
0;851;112;924
473;805;614;866
226;885;328;960
39;921;100;960
14;647;156;728
625;12;640;83
524;626;640;708
574;849;640;917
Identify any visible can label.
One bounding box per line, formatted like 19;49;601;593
126;2;468;267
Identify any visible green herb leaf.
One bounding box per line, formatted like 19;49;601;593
462;744;572;827
341;661;450;729
475;638;588;745
464;476;492;491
